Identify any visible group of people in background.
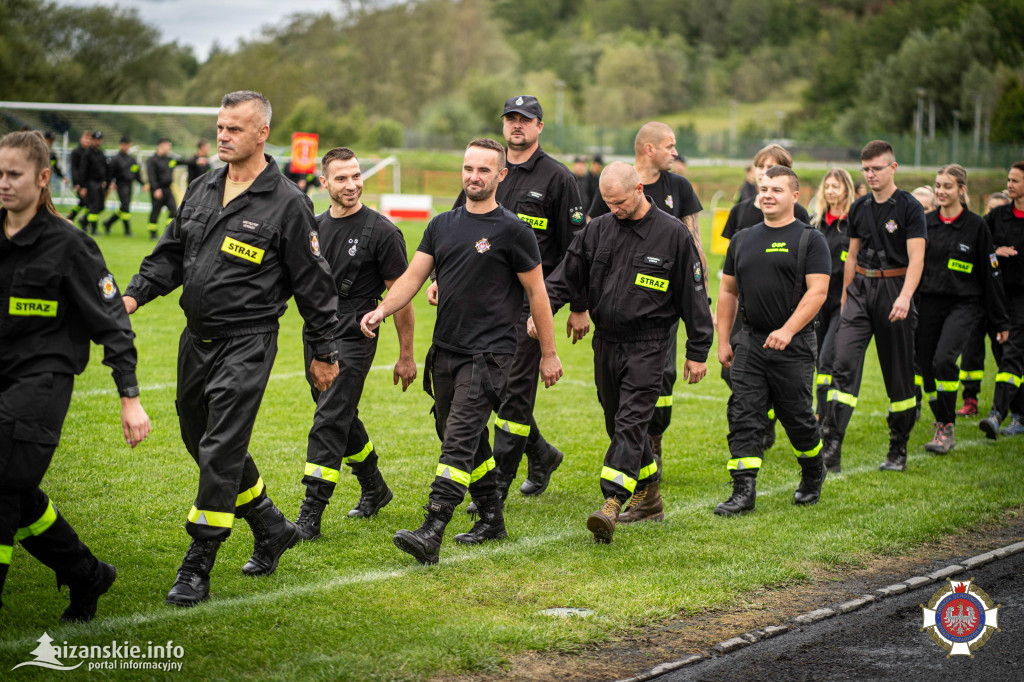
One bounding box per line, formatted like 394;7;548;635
2;88;1022;625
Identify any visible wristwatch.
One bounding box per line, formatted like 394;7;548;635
119;385;140;398
314;351;339;364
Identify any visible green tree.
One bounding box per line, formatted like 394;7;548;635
991;79;1024;144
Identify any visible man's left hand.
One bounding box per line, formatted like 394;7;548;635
889;294;911;322
394;356;417;392
682;359;707;384
310;358;339;392
567;311;590;344
764;328;794;351
539;354;563;388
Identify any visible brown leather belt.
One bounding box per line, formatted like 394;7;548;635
856;265;907;278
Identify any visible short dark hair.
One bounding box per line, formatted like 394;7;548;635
321;147;357;173
197;138;208;148
221;90;272;126
764;164;799;191
1012;161;1024;175
157;137;171;145
861;139;894;162
467;138;506;170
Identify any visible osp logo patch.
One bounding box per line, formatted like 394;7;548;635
884;219;898;233
475;238;491;254
921;579;999;657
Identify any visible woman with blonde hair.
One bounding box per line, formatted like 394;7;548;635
810;168;857;427
917;164;1008;453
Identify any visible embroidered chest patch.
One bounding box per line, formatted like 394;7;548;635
475;238;491;254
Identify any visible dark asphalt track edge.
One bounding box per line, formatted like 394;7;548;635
614;539;1024;682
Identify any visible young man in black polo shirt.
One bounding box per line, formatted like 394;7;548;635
821;140;927;472
361;138;562;565
586;122;707;509
293;147;417;540
715;166;831;515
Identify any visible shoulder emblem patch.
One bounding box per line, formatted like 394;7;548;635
99;273;117;300
693;263;702;282
310;231;321;258
571;207;584;225
990;253;999;268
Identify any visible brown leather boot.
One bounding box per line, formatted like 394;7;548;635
586;498;622;544
617;481;664;523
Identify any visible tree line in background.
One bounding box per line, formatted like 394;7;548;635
2;0;1022;151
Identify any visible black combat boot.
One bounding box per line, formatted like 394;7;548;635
349;469;394;518
793;455;826;505
241;498;300;576
454;496;507;544
980;409;1003;440
59;558;116;622
467;472;512;516
713;472;757;516
879;437;908;472
821;434;843;473
519;442;564;496
393;500;455;565
102;215;117;234
165;539;221;606
294;498;327;541
617;481;665;523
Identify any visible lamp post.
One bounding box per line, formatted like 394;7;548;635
729;99;738;158
555;79;565;151
952;109;961;164
914;88;926;167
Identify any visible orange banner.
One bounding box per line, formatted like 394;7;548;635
290;132;319;174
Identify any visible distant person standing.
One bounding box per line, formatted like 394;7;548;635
737;164;757;203
67;130;91;223
103;136;145;236
673;154;688;176
186;139;212;185
146;138;178;240
43;131;66;185
78;131;107;235
572;155;592;211
911;186;936;213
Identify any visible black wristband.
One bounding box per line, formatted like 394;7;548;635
119;385;140;399
314;351;339;364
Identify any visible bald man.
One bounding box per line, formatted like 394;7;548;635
535;162;713;542
587;122;707;493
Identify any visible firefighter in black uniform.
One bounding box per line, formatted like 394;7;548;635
67;130;91;222
0;130;150;621
362;138;562;565
821;140;927;472
916;164;1008;453
715;166;833;515
587;122;708;508
43;131;65;184
980;161;1024;438
103;136;146;236
123;91;341;605
293;147;416;540
78;131;108;235
146;138;178;240
429;96;585;505
186;139;212;185
538;162;712;541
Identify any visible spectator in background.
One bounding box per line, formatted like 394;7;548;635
584;155;603;212
146;138;178;240
737;163;756;203
912;186;937;212
572;155;592;210
43;131;66;185
673;154;688;176
187;139;211;186
854;182;869;198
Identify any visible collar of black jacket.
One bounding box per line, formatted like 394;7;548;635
201;154;281;194
611;195;658;239
1;207;59;247
506;145;546;171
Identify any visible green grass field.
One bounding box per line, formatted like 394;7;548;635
1;206;1021;680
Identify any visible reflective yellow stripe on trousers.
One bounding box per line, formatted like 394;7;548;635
727;456;762;471
792;441;822;458
889;397;917;413
996;372;1023;387
14;500;58;542
343;441;373;465
470;457;496;483
495;418;530;437
187;506;234;528
236;477;265;506
935;380;961;392
435;463;472;487
600;466;637;493
305;462;340;483
829;390;858;407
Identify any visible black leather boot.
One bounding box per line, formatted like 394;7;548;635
821;434;843;473
519;442;564;496
793;455;826;505
393;500;455;565
454;496;507;544
349;469;394;518
294;498;327;541
467;473;511;516
59;558;116;622
165;539;221;606
242;498;300;576
879;438;908;472
713;472;757;516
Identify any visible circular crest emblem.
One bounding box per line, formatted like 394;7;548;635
310;231;321;258
921;579;999;657
884;219;898;233
98;273;117;300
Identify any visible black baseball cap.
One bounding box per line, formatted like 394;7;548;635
43;131;56;140
120;135;132;144
91;131;103;140
502;95;543;120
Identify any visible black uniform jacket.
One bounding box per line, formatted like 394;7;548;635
146;154;177;190
456;146;585;284
0;208;138;392
69;145;87;186
545;198;714;361
986;204;1024;294
81;148;107;185
124;155;339;355
919;209;1009;329
816;214;850;306
107;152;143;186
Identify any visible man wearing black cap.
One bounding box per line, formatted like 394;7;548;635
78;131;108;234
104;136;146;235
43;131;66;184
146;138;178;240
427;95;585;509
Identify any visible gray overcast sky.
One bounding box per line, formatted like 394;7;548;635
56;0;342;61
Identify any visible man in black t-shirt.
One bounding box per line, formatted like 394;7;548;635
821;140;927;472
715;166;830;516
187;139;212;186
587;122;707;479
293;147;416;541
361;139;563;565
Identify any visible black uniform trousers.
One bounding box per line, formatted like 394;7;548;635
104;184;133;234
302;316;379;505
916;295;982;425
176;329;276;541
992;292;1024;418
825;275;918;444
0;373;99;605
727;328;821;473
648;321;678;437
149;188;177;231
593;336;662;503
815;299;865;420
493;307;547;480
80;181;105;233
427;347;510;505
960;319;1003;400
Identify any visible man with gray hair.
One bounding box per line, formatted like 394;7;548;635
123;90;341;605
535;162;713;543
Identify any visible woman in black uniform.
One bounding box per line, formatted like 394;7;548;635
810;169;856;432
0;131;150;622
917;164;1007;453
